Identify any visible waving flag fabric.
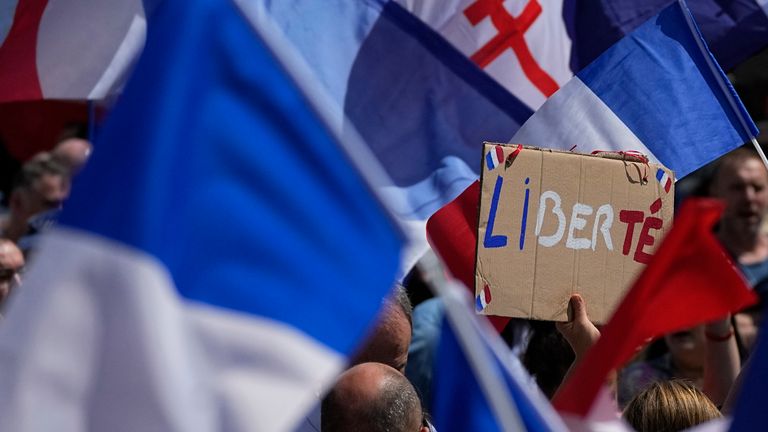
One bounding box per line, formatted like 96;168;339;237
729;304;768;431
514;0;756;178
568;0;768;72
428;0;758;318
0;0;149;102
553;199;757;417
247;0;536;220
430;283;567;432
4;0;768;225
0;0;402;430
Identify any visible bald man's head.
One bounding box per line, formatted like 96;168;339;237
53;138;92;174
322;362;424;432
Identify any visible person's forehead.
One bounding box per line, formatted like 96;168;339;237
719;158;768;182
32;173;69;193
0;243;24;269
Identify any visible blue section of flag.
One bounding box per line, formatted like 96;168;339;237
564;0;768;72
475;295;484;312
656;168;665;182
431;316;558;432
344;0;533;217
729;305;768;431
577;2;757;179
59;0;402;355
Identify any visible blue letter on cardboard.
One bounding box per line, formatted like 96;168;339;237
484;175;508;248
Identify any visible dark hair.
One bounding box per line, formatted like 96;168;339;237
709;146;765;195
390;284;413;326
12;152;69;191
522;321;574;399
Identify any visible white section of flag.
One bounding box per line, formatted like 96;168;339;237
36;0;145;99
87;13;146;99
510;77;657;161
0;228;343;432
399;0;573;110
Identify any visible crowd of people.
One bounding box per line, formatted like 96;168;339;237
0;125;765;432
0;132;91;309
313;147;768;431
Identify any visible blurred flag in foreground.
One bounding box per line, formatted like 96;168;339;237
430;282;567;432
553;198;757;418
729;303;768;431
428;0;758;322
0;0;148;102
0;0;403;431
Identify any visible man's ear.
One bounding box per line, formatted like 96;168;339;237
419;426;430;432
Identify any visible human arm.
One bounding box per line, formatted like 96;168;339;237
702;316;740;408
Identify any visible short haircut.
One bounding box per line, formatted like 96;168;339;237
623;380;721;432
12;152;69;191
711;147;765;188
321;365;422;432
390;284;413;326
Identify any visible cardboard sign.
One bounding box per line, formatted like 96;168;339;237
475;143;674;323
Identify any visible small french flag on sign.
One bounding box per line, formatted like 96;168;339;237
485;145;505;170
656;168;672;193
475;284;492;312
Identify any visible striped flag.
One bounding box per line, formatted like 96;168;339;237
0;0;403;430
431;282;568;432
428;1;758;326
656;168;673;193
476;283;493;312
486;145;506;171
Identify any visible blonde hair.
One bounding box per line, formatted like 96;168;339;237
623;380;721;432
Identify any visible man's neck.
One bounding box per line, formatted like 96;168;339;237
719;226;768;263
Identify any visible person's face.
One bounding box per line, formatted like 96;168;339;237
664;325;705;371
18;174;70;221
713;158;768;232
0;242;24;305
352;308;411;374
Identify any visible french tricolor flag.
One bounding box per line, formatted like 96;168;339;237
485;145;505;171
510;0;757;180
0;0;148;102
656;168;672;193
427;0;760;337
0;0;403;430
475;283;492;312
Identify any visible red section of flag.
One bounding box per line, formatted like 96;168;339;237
0;0;46;102
426;181;510;332
494;145;504;164
0;100;89;161
553;198;758;416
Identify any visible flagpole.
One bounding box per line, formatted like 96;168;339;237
678;0;768;171
750;137;768;173
237;5;534;428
